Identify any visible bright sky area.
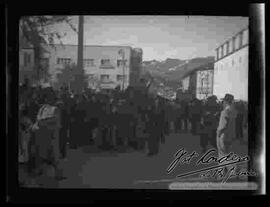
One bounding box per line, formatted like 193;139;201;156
50;15;248;61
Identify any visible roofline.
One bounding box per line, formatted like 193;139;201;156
215;26;249;50
214;43;248;63
47;44;133;49
181;62;214;79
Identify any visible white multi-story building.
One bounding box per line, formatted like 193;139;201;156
42;44;142;90
179;62;214;100
19;39;35;85
213;27;249;101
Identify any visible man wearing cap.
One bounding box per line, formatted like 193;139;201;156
216;94;237;168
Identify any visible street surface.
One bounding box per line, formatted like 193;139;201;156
19;130;248;189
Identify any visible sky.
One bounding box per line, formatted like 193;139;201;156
50;16;248;61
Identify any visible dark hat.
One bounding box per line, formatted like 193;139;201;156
41;87;56;102
223;93;234;103
207;95;217;101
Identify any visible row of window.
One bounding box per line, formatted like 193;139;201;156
56;58;127;68
88;74;127;82
57;58;72;65
216;29;248;61
197;87;212;94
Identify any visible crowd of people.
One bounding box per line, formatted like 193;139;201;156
19;81;248;182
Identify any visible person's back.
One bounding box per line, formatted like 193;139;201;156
204;101;219;124
194;100;202;115
218;104;237;143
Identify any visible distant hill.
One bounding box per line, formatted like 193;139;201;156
142;56;215;91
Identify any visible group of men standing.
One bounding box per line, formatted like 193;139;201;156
18;84;169;183
60;86;167;156
19;81;248;184
168;94;247;154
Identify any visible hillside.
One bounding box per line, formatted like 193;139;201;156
142;56;214;84
141;56;215;98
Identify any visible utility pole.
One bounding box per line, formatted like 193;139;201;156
75;15;84;93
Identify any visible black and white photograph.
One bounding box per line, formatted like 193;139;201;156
5;3;266;202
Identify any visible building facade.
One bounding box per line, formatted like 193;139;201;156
180;62;214;100
19;40;35;85
213;27;248;101
43;44;142;90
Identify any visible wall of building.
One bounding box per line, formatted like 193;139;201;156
19;48;35;85
181;68;214;100
213;27;248;101
196;69;214;100
189;72;197;98
213;46;248;101
45;45;133;90
182;76;190;91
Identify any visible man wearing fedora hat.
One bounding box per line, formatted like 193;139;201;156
216;93;237;171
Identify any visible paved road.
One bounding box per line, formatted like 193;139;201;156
56;130;248;189
19;129;248;189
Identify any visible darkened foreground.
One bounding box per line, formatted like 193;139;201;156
18;83;248;188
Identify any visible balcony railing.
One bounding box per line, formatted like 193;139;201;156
99;64;115;69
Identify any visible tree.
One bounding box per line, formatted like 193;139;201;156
19;16;77;82
56;63;88;92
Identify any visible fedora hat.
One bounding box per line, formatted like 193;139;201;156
223;93;234;103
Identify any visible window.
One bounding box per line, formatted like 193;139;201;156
216;49;219;60
232;37;236;51
84;59;95;67
117;75;126;81
242;29;249;45
239;31;243;48
101;59;110;66
24;52;31;67
221;45;224;57
229;39;233;53
219;47;222;59
117;60;127;67
100;59;114;69
235;35;240;50
223;44;227;56
57;58;71;65
100;74;110;82
226;42;229;55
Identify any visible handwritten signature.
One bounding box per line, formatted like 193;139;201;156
167;148;256;183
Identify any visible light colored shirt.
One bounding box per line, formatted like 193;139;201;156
36;104;61;129
217;105;237;142
37;104;57;121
